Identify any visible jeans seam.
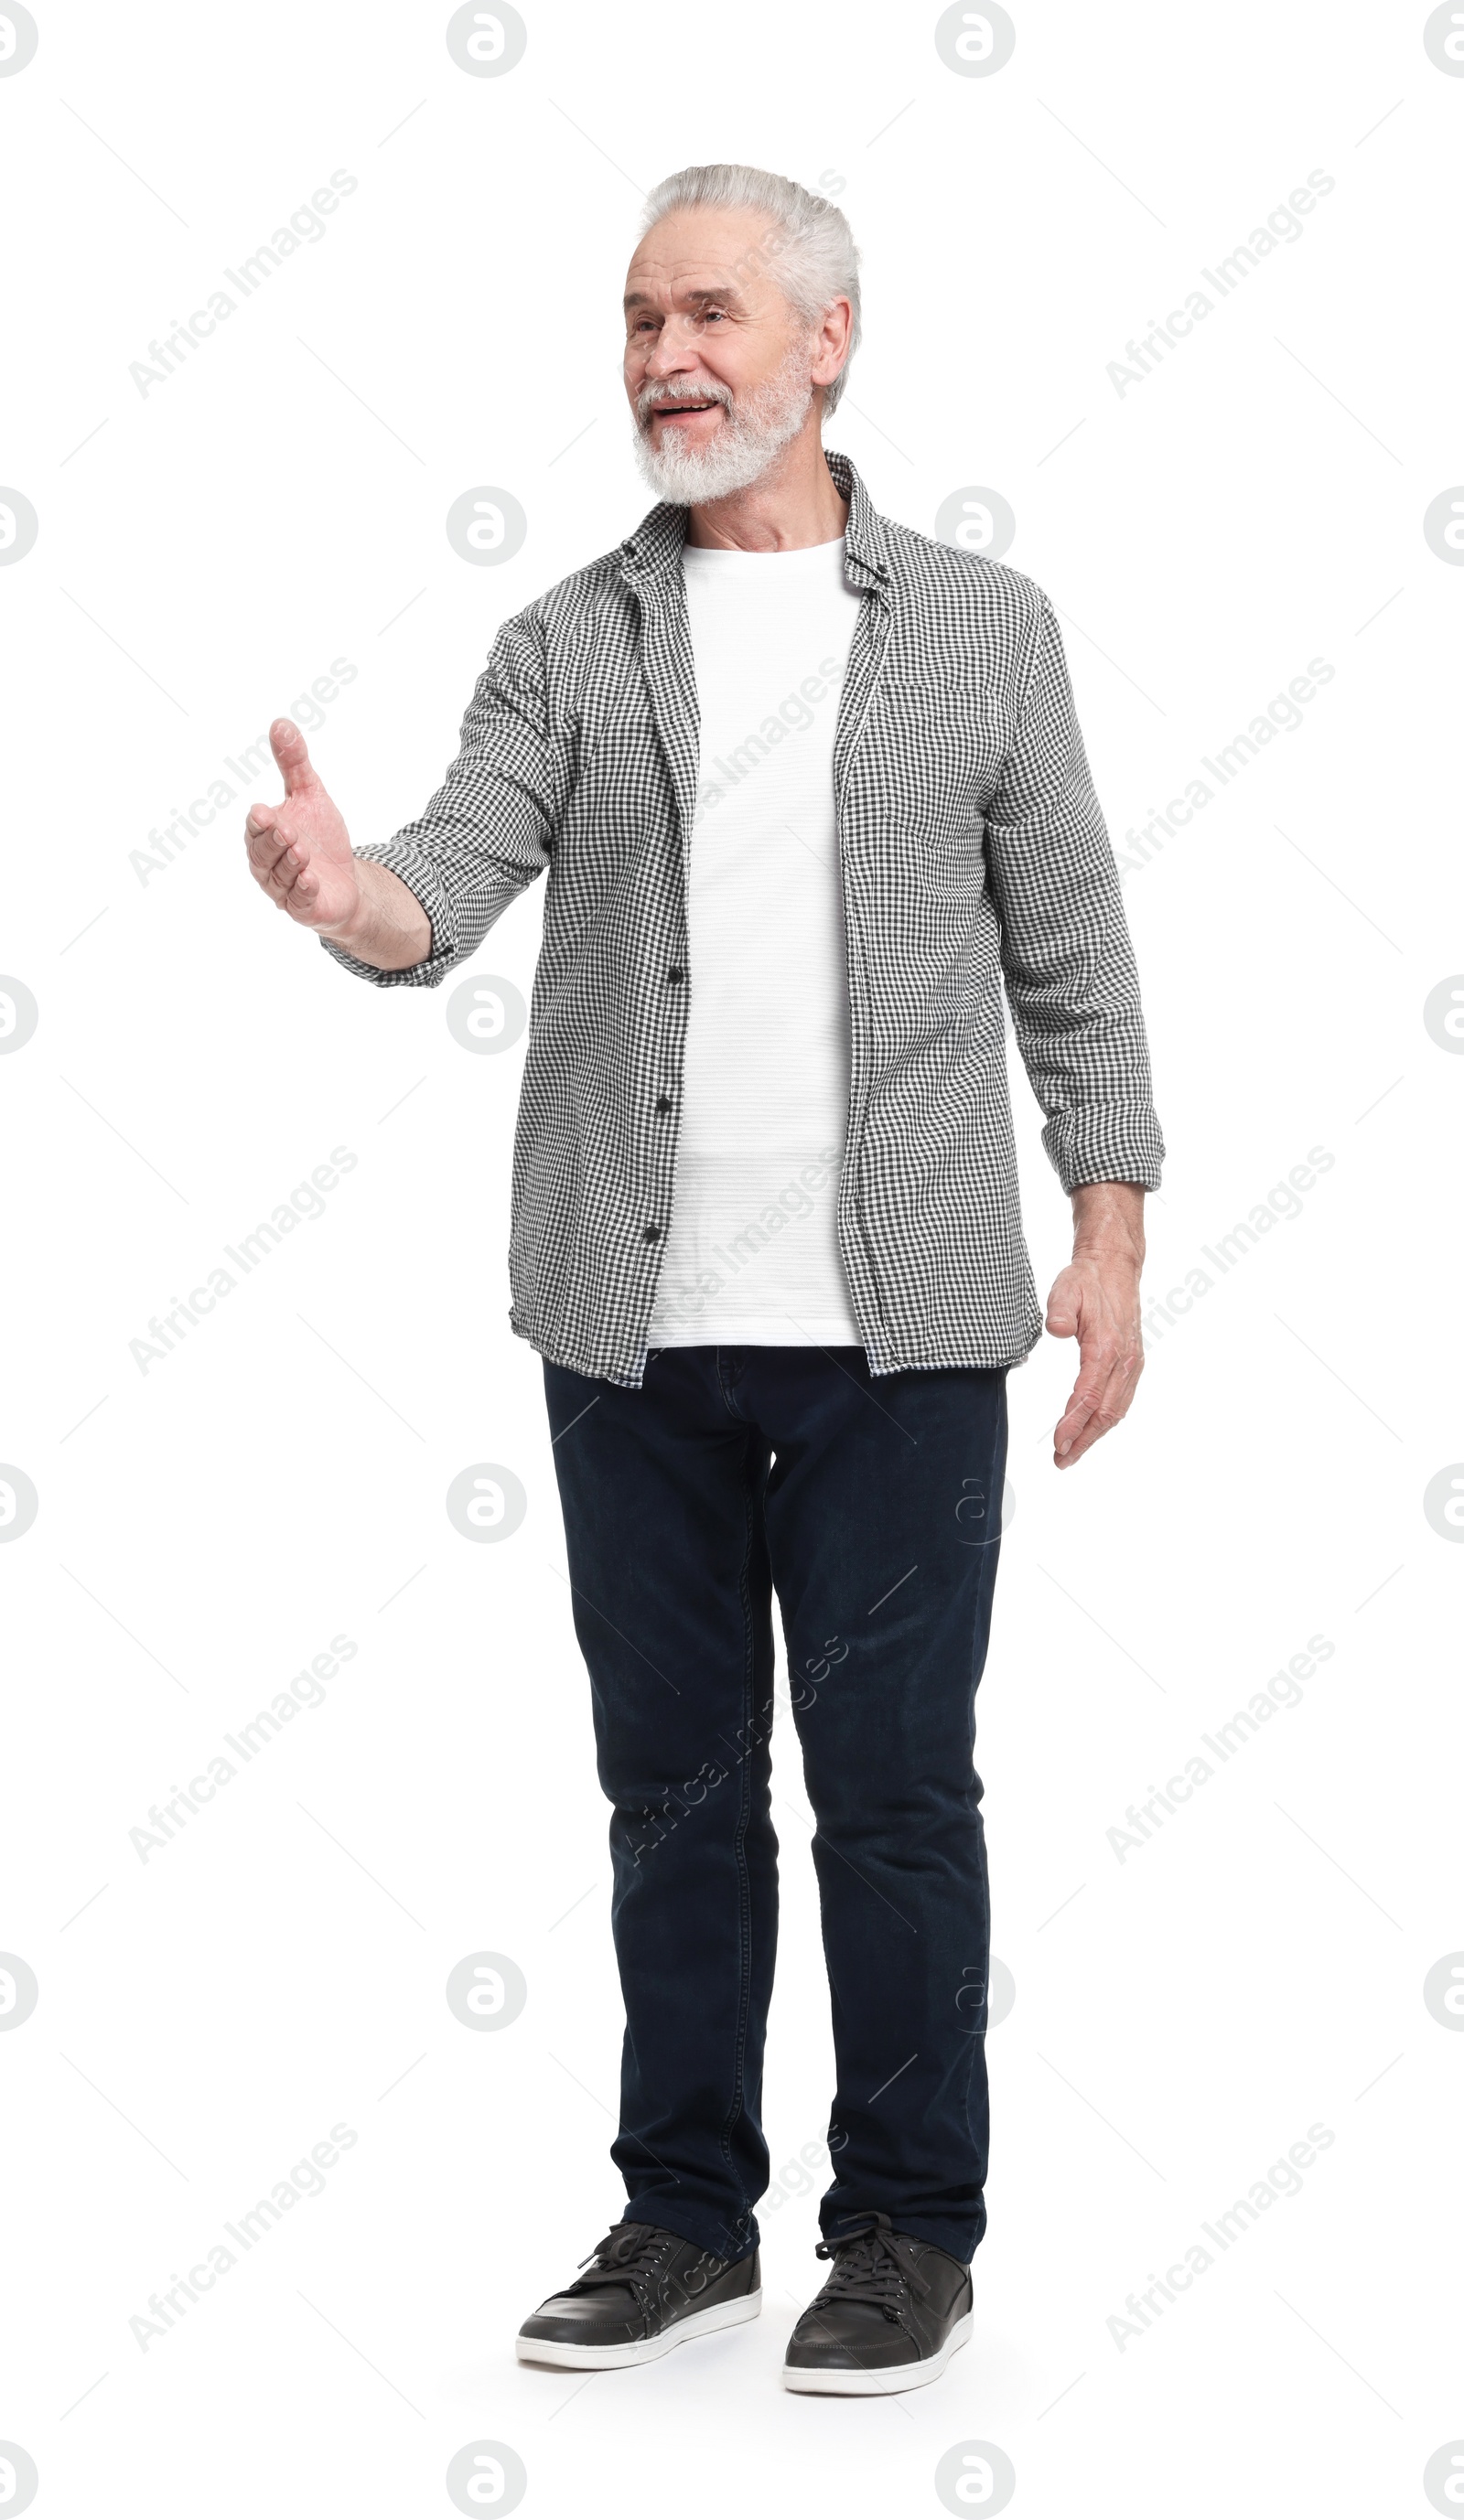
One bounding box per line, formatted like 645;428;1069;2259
715;1346;748;1421
716;1432;759;2229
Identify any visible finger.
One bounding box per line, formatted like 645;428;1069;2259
270;831;311;897
270;716;320;799
264;860;313;917
1053;1333;1119;1453
1057;1419;1105;1469
246;819;298;886
247;837;292;891
251;814;312;899
1054;1389;1097;1464
1059;1393;1132;1467
1050;1283;1101;1456
245;814;285;874
1045;1289;1080;1338
1055;1343;1142;1466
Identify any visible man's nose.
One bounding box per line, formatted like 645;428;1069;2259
641;319;701;378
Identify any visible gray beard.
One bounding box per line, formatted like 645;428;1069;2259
631;347;815;506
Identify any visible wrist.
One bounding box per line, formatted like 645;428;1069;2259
1070;1181;1146;1268
1071;1240;1144;1271
318;869;370;949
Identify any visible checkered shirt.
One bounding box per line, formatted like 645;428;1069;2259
323;449;1165;1385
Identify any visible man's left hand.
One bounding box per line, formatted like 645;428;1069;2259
1045;1182;1147;1470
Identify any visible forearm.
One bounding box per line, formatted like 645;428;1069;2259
320;859;433;971
1071;1180;1146;1267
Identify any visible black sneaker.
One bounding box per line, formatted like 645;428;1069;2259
516;2219;761;2369
782;2211;973;2395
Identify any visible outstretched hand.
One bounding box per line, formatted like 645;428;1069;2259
244;720;359;936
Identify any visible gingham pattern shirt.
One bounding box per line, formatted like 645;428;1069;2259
323;450;1164;1387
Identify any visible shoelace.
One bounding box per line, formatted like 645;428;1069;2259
565;2221;680;2300
813;2212;931;2322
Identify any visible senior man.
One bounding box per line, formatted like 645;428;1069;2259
244;162;1163;2396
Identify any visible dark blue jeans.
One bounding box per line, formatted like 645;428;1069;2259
543;1344;1007;2268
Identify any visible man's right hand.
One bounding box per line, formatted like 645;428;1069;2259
245;719;361;938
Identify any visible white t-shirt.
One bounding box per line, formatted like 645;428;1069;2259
647;534;865;1348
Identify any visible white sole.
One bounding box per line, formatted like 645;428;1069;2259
782;2308;973;2395
516;2286;762;2369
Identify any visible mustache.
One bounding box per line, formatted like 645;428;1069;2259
635;378;734;428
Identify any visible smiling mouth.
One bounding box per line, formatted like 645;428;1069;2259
651;400;721;420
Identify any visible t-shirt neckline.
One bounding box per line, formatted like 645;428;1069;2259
681;533;848;571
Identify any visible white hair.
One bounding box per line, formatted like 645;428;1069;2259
636;163;861;413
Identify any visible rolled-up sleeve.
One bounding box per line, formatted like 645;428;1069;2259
984;593;1165;1193
321;608;556;990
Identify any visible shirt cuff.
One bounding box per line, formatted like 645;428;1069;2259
1044;1103;1166;1196
317;841;462;989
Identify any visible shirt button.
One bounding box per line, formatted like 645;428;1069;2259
654;1095;673;1115
642;1223;662;1242
665;966;684;985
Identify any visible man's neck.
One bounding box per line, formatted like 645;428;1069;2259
684;417;850;552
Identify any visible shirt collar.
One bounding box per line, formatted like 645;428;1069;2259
615;445;889;595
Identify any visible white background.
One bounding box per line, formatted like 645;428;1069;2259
2;2;1461;2514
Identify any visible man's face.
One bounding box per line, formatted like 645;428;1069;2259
623;206;826;503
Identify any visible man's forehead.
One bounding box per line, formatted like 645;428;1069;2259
622;263;753;309
623;210;773;306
